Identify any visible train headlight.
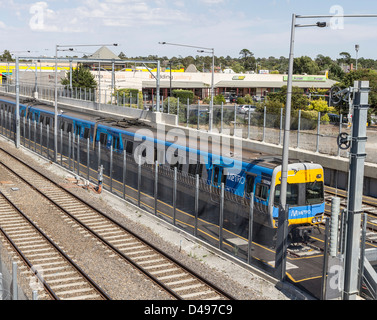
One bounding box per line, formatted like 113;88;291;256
312;217;317;224
274;220;278;228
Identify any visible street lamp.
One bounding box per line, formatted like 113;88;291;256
355;44;360;70
277;13;377;301
159;41;215;132
275;14;327;282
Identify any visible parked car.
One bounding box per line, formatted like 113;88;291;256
238;105;257;114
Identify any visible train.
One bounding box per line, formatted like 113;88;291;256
0;96;325;242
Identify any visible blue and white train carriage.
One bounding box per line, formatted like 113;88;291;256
0;97;325;241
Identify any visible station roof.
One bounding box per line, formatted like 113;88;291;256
88;46;120;60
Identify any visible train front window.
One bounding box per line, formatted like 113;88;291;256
306;181;324;205
274;184;299;206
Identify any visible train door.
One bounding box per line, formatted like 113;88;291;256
212;165;227;188
244;174;255;199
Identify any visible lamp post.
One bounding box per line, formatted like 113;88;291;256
277;13;377;301
275;15;327;282
159;41;215;132
355;44;359;70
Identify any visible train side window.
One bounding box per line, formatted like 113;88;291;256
255;183;269;201
125;140;133;154
40;115;44;125
67;123;72;133
99;132;107;146
45;117;50;126
245;175;255;197
60;121;65;131
212;165;223;187
83;127;90;139
20;110;25;118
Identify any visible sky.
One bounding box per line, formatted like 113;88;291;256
2;0;377;61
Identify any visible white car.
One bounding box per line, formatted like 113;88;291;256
238;105;256;114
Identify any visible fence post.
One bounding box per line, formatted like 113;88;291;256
154;160;158;215
197;101;200;130
87;138;90;181
68;132;71;171
138;155;141;207
46;124;49;159
297;109;301;148
77;134;80;176
110;145;113;193
316;111;321;153
186;98;189;128
279;108;283;145
262;106;266;142
248;193;254;264
195;174;199;237
220;102;224;134
12;262;18;300
176;97;179;126
59;128;62;165
123;150;127;199
173;167;177;226
219;182;224;250
34;120;37;152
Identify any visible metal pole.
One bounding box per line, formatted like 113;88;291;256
219;182;224;250
87;137;90;181
316;111;321;152
110;145;113;193
321;218;330;300
221;101;224;134
156;60;160;113
195;174;199;237
209;49;214;132
154;160;158;215
248;193;254;264
343;80;370;300
173;167;177;225
15;57;20;148
262;106;266;142
54;46;58;162
297;109;301;148
123;150;127;199
275;14;296;281
77;134;80;176
12;262;18;300
138;154;141;207
60;129;63;166
68;132;71;170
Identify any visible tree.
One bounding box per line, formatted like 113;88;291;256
0;50;14;62
239;49;255;71
61;63;97;89
293;56;320;75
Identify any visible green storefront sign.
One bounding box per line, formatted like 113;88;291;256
283;75;326;82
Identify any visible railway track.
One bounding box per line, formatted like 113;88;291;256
0;147;234;300
0;191;110;300
325;186;377;242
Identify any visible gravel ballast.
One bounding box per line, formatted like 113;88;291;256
0;136;311;300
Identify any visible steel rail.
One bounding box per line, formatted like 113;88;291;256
0;147;235;300
0;191;111;300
